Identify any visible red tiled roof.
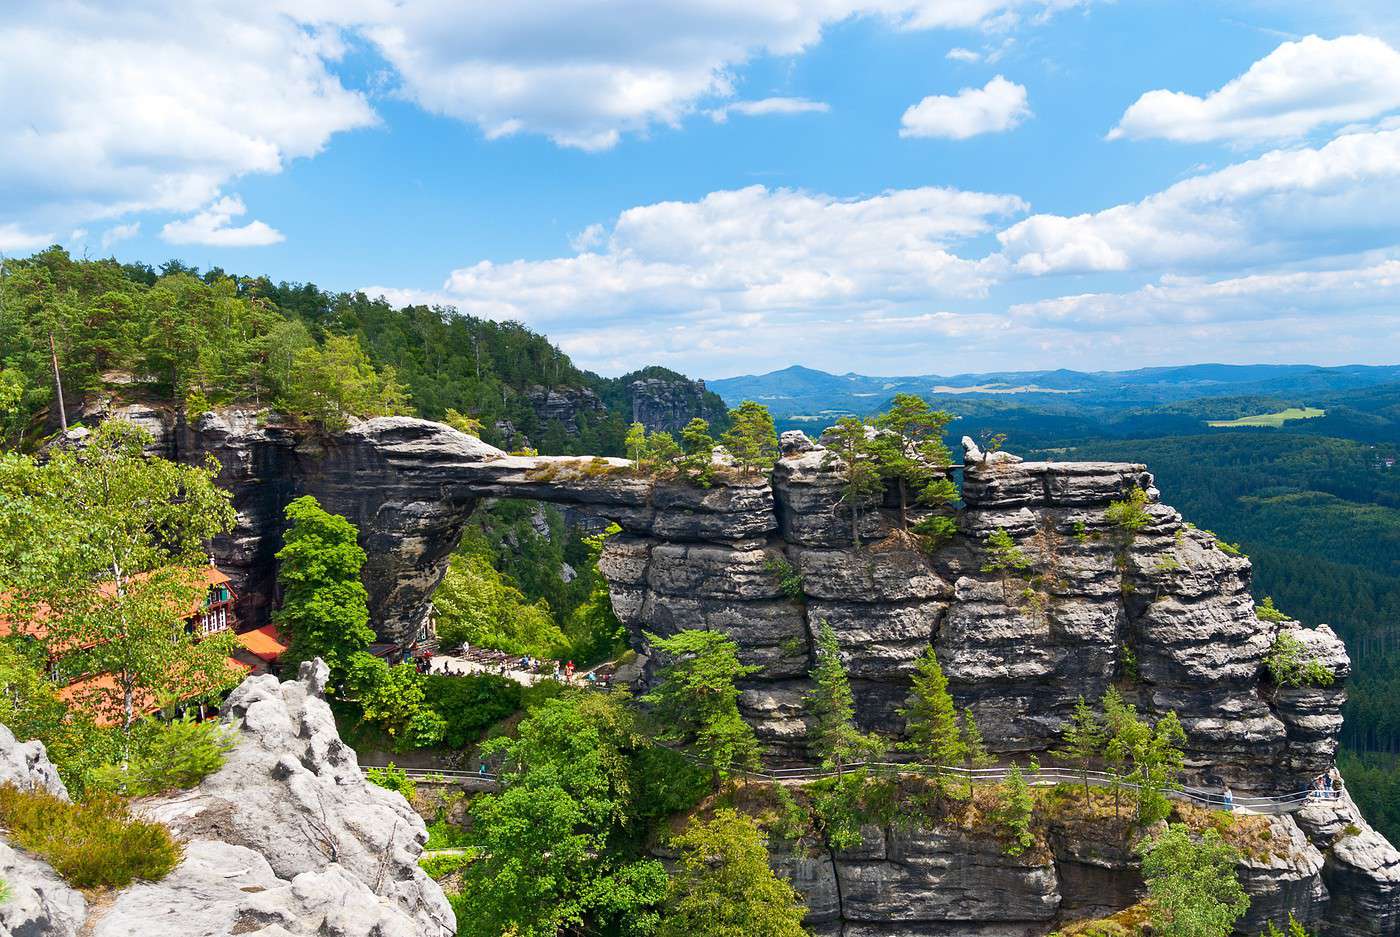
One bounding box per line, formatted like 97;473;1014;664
235;624;288;663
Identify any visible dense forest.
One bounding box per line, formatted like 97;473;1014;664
0;247;723;456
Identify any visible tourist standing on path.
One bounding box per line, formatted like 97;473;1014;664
1223;786;1234;812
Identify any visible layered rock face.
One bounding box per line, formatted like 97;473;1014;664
627;375;727;434
0;661;453;937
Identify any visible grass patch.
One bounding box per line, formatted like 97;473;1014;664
1207;407;1324;428
0;785;181;888
1053;901;1152;936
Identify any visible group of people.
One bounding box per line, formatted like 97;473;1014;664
1216;772;1340;813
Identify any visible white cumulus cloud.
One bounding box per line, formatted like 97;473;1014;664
161;196;284;247
0;0;374;238
997;128;1400;275
1110;34;1400;145
899;76;1031;139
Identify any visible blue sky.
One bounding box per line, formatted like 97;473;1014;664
5;1;1400;378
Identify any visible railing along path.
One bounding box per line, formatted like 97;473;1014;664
361;760;1338;815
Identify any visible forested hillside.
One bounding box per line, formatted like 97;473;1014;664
0;248;720;456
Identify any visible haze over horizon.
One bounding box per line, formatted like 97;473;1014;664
5;1;1400;378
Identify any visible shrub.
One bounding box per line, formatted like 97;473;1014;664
1265;633;1334;688
1106;488;1152;535
1255;596;1291;623
0;785;181;888
764;556;805;602
90;716;237;797
423;674;523;748
994;765;1036;856
366;762;417;801
912;514;958;550
420;851;474;880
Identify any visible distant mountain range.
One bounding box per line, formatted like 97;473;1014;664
708;363;1400;425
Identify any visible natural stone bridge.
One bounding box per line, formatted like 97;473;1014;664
168;412;1349;795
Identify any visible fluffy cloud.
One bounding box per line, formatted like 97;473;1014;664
354;1;1084;150
0;223;53;253
998;128;1400;275
1110;35;1400;144
363;183;1027;360
0;0;374;236
708;97;831;123
100;223;141;251
899;76;1031;139
160;196;284;247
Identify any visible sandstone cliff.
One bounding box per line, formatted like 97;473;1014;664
54;406;1400;935
0;661;452;937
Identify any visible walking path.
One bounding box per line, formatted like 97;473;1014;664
362;760;1339;816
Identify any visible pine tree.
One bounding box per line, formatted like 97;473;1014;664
996;764;1036;856
982;527;1031;602
679;418;716;486
643;629;762;785
871;393;955;530
806;619;883;775
624;421;647;466
821;417;885;549
961;707;995;796
1054;695;1105;800
720;400;779;475
899;645;965;795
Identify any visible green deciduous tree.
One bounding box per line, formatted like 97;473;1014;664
821;417;885;549
272;495;375;682
0;420;237;736
643;630;761;784
460;693;668;937
720;400;779;475
280;333;411;432
1137;824;1249;937
658;808;809;937
345;653;447;749
899;645;965;794
806;620;883;775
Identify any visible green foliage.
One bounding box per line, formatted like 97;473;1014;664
871;393;955;530
433;550;570;658
1255;596;1291;623
899;646;964;791
982;527;1031;576
272;495;375;682
459;692;669;937
821;417;885;549
1106;487;1153;535
658;808;809;937
643;630;761;782
0;784;181;888
422;674;523;748
1264;632;1335;688
1102;689;1186;824
720;400;779;475
366;762;418;801
911;513;959;550
679;418;717;486
810;769;898;851
443;408;484;437
90;715;237;796
0;420;238;732
346;652;447;749
1054;696;1106;798
1261;914;1315;937
765;555;805;602
281;333;411;431
994;765;1036;856
806;620;884;772
1138;824;1249;937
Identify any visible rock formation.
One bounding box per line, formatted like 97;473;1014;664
626;375;727;434
0;661;453;937
55;407;1400;935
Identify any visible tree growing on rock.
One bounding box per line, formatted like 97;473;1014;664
273;495;375;683
871;393;956;532
720;400;779;476
1054;695;1106;800
1137;824;1249;937
982;527;1031;603
643;629;761;785
679;417;717;486
0;421;238;737
806;620;884;775
899;645;965;795
280;333;411;432
994;764;1036;856
960;707;995;795
658;808;809;937
821;417;885;549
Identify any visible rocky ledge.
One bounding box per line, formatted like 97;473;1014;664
0;661;452;937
